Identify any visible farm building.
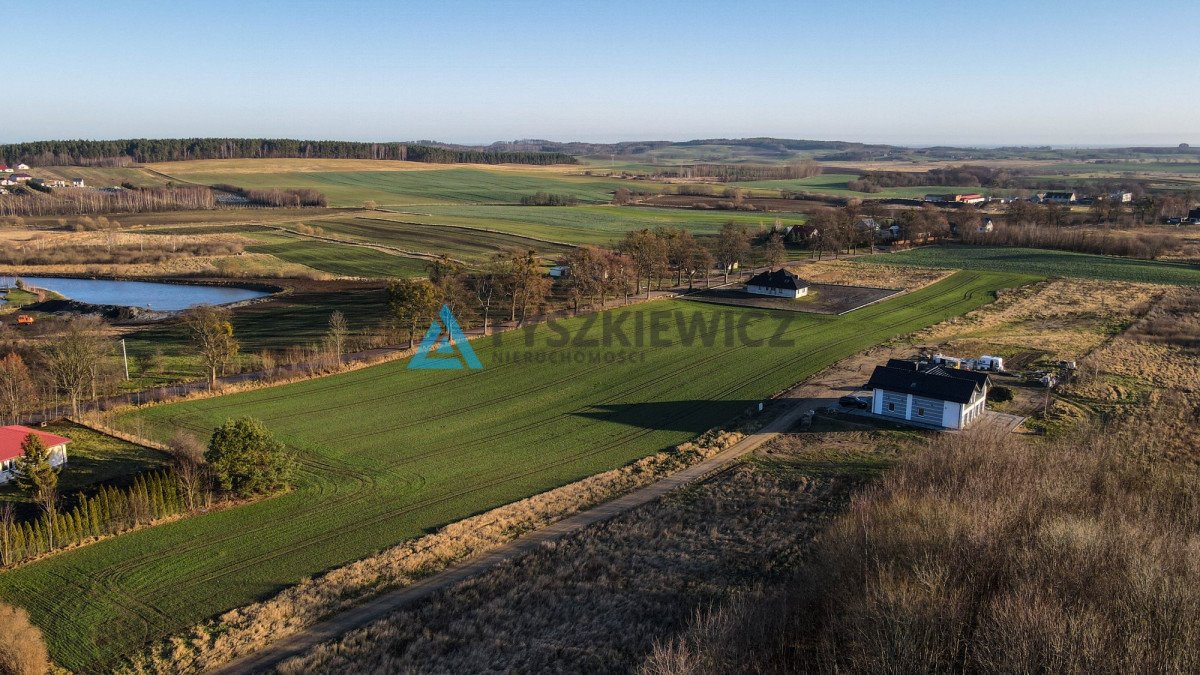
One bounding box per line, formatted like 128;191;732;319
1188;208;1200;224
1108;191;1133;203
9;173;32;183
0;425;71;484
745;269;809;298
953;193;986;205
72;177;86;187
866;363;990;429
1042;191;1077;204
0;164;10;172
15;163;30;170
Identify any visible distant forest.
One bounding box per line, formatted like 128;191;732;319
0;139;578;167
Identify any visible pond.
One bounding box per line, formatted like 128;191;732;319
0;276;270;311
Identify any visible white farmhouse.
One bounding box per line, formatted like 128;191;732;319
866;362;990;429
744;268;809;298
0;426;71;484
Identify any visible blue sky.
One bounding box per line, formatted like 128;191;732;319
4;0;1197;146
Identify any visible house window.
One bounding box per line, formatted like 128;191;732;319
917;407;925;417
887;402;895;412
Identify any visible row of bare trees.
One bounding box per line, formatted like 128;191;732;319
0;186;217;217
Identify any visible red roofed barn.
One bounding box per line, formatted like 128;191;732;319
0;425;71;484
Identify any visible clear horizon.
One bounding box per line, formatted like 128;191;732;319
6;0;1198;147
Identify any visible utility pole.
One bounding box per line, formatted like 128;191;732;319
121;339;130;380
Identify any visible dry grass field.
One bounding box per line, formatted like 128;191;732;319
273;431;894;675
797;258;952;290
650;412;1200;674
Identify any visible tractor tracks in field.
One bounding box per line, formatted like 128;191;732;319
80;272;1004;669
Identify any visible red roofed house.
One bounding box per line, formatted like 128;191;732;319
0;425;71;484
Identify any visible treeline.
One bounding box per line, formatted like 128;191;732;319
0;138;577;167
0;186;216;217
212;184;327;207
0;471;184;566
656;160;821;182
520;192;578;206
848;165;1022;192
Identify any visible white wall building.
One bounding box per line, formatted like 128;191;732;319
866;363;990;430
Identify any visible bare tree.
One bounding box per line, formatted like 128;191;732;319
0;353;36;424
714;222;751;282
168;430;211;511
40;316;108;417
326;310;348;362
182;305;239;388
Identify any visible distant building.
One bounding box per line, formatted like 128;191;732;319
9;173;32;183
0;426;71;485
1188;208;1200;224
924;194;948;203
15;163;30;171
1108;191;1133;203
72;177;86;187
548;265;569;278
744;268;809;299
1042;191;1077;204
977;218;994;233
953;193;986;205
856;218;881;231
0;164;10;173
866;364;991;429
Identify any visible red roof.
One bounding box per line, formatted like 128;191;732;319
0;426;71;463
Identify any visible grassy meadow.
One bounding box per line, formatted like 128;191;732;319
313;216;572;261
868;245;1200;285
386;205;803;246
154;165;640;207
727;173;1011;199
0;271;1032;671
245;233;429;278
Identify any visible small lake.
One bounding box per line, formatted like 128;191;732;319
0;276;270;311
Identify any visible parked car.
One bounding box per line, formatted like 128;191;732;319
838;395;870;409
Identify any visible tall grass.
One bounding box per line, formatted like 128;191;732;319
647;407;1200;674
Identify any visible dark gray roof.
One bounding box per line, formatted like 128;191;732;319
746;268;807;291
885;358;919;371
866;365;989;404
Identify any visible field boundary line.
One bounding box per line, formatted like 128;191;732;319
208;401;810;675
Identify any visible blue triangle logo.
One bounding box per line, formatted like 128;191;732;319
409;305;483;370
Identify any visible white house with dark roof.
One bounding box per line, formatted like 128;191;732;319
745;268;809;298
866;363;990;429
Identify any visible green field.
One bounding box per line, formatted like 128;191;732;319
866;245;1200;285
387;205;804;246
0;271;1031;671
163;168;640;207
314;216;573;261
728;173;1009;200
245;234;430;278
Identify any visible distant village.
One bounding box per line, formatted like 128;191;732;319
0;163;122;195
